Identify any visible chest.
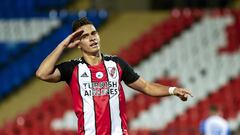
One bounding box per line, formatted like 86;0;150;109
76;61;121;94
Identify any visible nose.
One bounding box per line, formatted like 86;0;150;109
89;35;96;42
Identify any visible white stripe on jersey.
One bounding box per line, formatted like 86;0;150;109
78;63;96;135
104;60;123;135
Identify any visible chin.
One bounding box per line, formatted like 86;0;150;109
93;47;100;52
88;50;101;55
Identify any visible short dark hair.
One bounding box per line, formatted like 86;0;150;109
209;105;220;115
210;105;218;113
72;17;93;32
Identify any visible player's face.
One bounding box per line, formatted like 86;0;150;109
76;24;100;54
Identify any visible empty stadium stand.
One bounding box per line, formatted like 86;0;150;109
0;4;108;100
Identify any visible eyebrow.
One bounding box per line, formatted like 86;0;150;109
79;30;97;39
81;33;88;37
91;30;97;34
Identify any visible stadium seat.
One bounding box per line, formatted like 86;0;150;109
0;9;108;100
2;8;240;135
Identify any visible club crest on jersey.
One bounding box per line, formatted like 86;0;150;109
108;67;117;79
96;72;103;79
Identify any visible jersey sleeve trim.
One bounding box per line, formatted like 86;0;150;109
55;59;79;84
114;56;140;84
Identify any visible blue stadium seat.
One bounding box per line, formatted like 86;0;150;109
36;0;70;9
0;43;29;67
0;0;70;18
0;69;12;98
0;45;9;64
0;8;108;100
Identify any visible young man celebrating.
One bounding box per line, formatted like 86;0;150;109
36;17;193;135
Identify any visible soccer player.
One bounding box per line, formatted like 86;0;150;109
36;17;193;135
200;105;230;135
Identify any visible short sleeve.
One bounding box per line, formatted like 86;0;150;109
55;60;76;84
117;57;140;84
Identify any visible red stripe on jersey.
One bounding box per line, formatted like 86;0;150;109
117;64;128;134
90;64;111;135
117;64;123;80
69;66;85;135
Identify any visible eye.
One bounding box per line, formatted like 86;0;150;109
81;34;89;39
74;36;81;41
92;31;98;35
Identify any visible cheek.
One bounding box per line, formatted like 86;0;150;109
96;35;100;41
80;40;90;48
81;39;89;45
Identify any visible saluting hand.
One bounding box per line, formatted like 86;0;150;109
60;30;84;48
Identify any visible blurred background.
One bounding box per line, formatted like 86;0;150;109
0;0;240;135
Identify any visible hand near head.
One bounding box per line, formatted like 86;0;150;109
60;30;84;49
174;88;193;101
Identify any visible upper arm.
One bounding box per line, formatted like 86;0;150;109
127;77;148;94
55;60;76;84
36;68;61;83
116;57;146;92
117;57;140;84
37;60;76;83
42;68;61;82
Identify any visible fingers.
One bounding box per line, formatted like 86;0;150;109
175;88;193;101
70;30;84;41
180;95;187;101
64;30;83;47
179;93;189;101
68;40;81;48
183;89;193;97
60;30;83;48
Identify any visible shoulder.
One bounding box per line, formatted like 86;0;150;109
103;54;122;62
206;116;228;126
66;58;84;65
55;58;83;83
102;55;129;68
57;58;83;69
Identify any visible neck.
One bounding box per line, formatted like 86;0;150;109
82;51;102;66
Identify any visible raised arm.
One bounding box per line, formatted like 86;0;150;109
128;77;193;101
35;30;83;82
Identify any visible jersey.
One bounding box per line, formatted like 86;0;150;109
200;115;230;135
56;54;140;135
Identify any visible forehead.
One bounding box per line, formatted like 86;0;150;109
78;24;96;33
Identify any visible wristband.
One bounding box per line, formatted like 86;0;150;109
168;87;176;95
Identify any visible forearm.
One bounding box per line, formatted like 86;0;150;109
143;82;171;97
129;77;192;100
129;77;172;97
36;44;65;78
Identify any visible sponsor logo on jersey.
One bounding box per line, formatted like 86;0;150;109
82;81;118;98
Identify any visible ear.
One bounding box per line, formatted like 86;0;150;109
77;44;81;49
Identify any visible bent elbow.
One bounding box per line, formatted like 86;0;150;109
35;70;47;80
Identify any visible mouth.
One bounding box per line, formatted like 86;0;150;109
90;42;99;48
